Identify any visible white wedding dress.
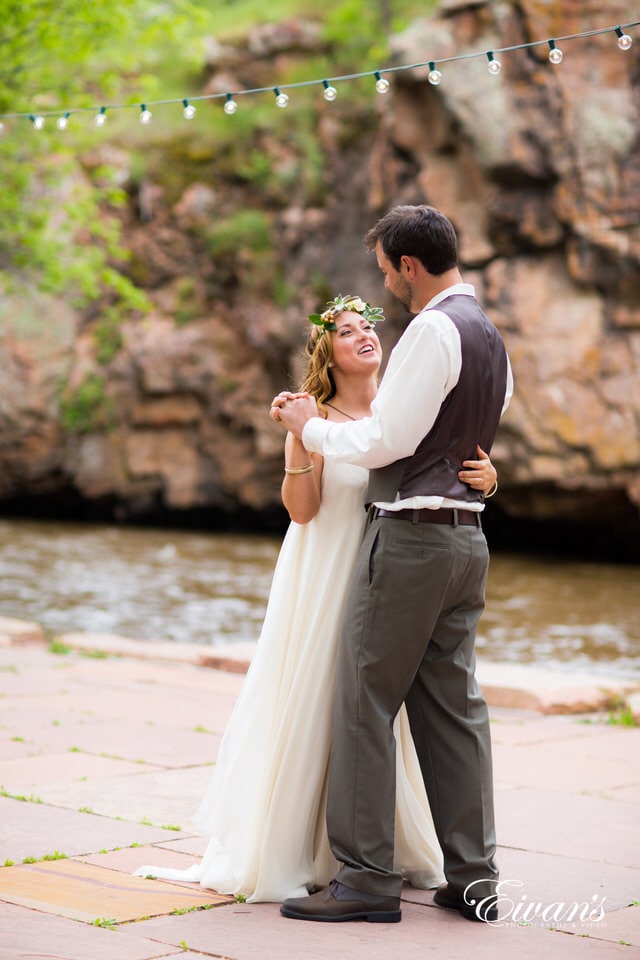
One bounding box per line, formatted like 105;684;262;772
134;458;443;901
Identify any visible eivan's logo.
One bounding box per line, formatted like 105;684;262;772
465;878;607;926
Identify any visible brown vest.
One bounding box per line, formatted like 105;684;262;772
366;294;508;506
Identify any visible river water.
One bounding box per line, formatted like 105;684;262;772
0;518;638;679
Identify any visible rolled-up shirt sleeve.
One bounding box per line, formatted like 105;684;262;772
302;311;462;469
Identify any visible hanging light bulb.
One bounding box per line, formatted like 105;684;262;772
29;114;45;130
486;51;502;75
548;39;563;64
427;61;442;86
223;93;238;115
139;104;152;124
374;71;390;94
274;87;289;108
182;99;196;119
95;107;107;127
322;80;337;101
614;26;633;50
56;112;70;130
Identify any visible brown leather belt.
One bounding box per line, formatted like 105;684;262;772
374;507;481;527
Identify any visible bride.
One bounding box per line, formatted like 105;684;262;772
135;295;496;901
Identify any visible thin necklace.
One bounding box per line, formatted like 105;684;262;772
325;401;357;421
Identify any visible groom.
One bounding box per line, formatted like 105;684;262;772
275;204;512;924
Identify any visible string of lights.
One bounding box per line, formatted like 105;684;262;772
0;19;636;133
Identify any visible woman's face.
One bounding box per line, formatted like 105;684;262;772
329;312;382;377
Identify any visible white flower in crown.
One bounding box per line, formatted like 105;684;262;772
347;297;365;312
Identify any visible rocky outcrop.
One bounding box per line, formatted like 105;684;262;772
0;1;638;554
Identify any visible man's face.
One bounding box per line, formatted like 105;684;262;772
375;241;413;311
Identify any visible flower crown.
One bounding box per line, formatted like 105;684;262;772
308;294;385;333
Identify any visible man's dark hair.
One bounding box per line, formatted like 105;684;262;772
364;205;458;276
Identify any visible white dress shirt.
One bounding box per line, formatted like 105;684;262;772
302;284;513;512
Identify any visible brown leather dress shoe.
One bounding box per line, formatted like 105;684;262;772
433;883;498;922
281;880;401;923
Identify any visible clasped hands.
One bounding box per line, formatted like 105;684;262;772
270;391;319;439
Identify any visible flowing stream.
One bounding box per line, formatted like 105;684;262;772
1;518;638;679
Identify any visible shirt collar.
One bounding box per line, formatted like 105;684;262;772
424;283;475;311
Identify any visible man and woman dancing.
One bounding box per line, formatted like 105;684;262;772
136;204;511;924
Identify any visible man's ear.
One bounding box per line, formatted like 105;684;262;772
400;254;417;278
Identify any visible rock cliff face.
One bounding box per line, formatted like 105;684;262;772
0;0;638;556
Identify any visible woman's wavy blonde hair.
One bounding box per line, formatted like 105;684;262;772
299;326;335;418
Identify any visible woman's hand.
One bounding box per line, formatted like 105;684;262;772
270;392;310;422
458;445;497;495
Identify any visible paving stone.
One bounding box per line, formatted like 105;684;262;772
33;765;213;827
488;712;621;747
494;786;640;868
493;727;640;792
558;903;640;947
477;663;640;715
3;713;221;768
0;616;45;646
120;898;635;960
0;738;34;761
152;834;210;857
0;900;190;960
77;844;204;876
11;687;236;732
0;859;230;923
474;846;636;914
0;795;187;863
0;751;164;795
608;782;640;802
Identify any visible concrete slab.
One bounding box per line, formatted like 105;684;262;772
609;782;640;802
0;859;230;922
0;663;80;699
0;795;187;863
0;738;35;761
56;632;220;666
477;662;640;715
0;900;189;960
151;834;210;857
0;616;45;645
484;846;638;914
64;653;245;696
493;727;640;792
402;847;638;916
12;687;236;732
77;844;204;877
0;751;164;795
488;712;622;747
494;785;640;867
59;632;259;674
47;641;244;696
120;898;634;960
33;765;213;828
2;714;221;768
563;903;640;947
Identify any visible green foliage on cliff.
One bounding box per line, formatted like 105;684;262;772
59;373;113;433
0;0;208;317
0;0;436;325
